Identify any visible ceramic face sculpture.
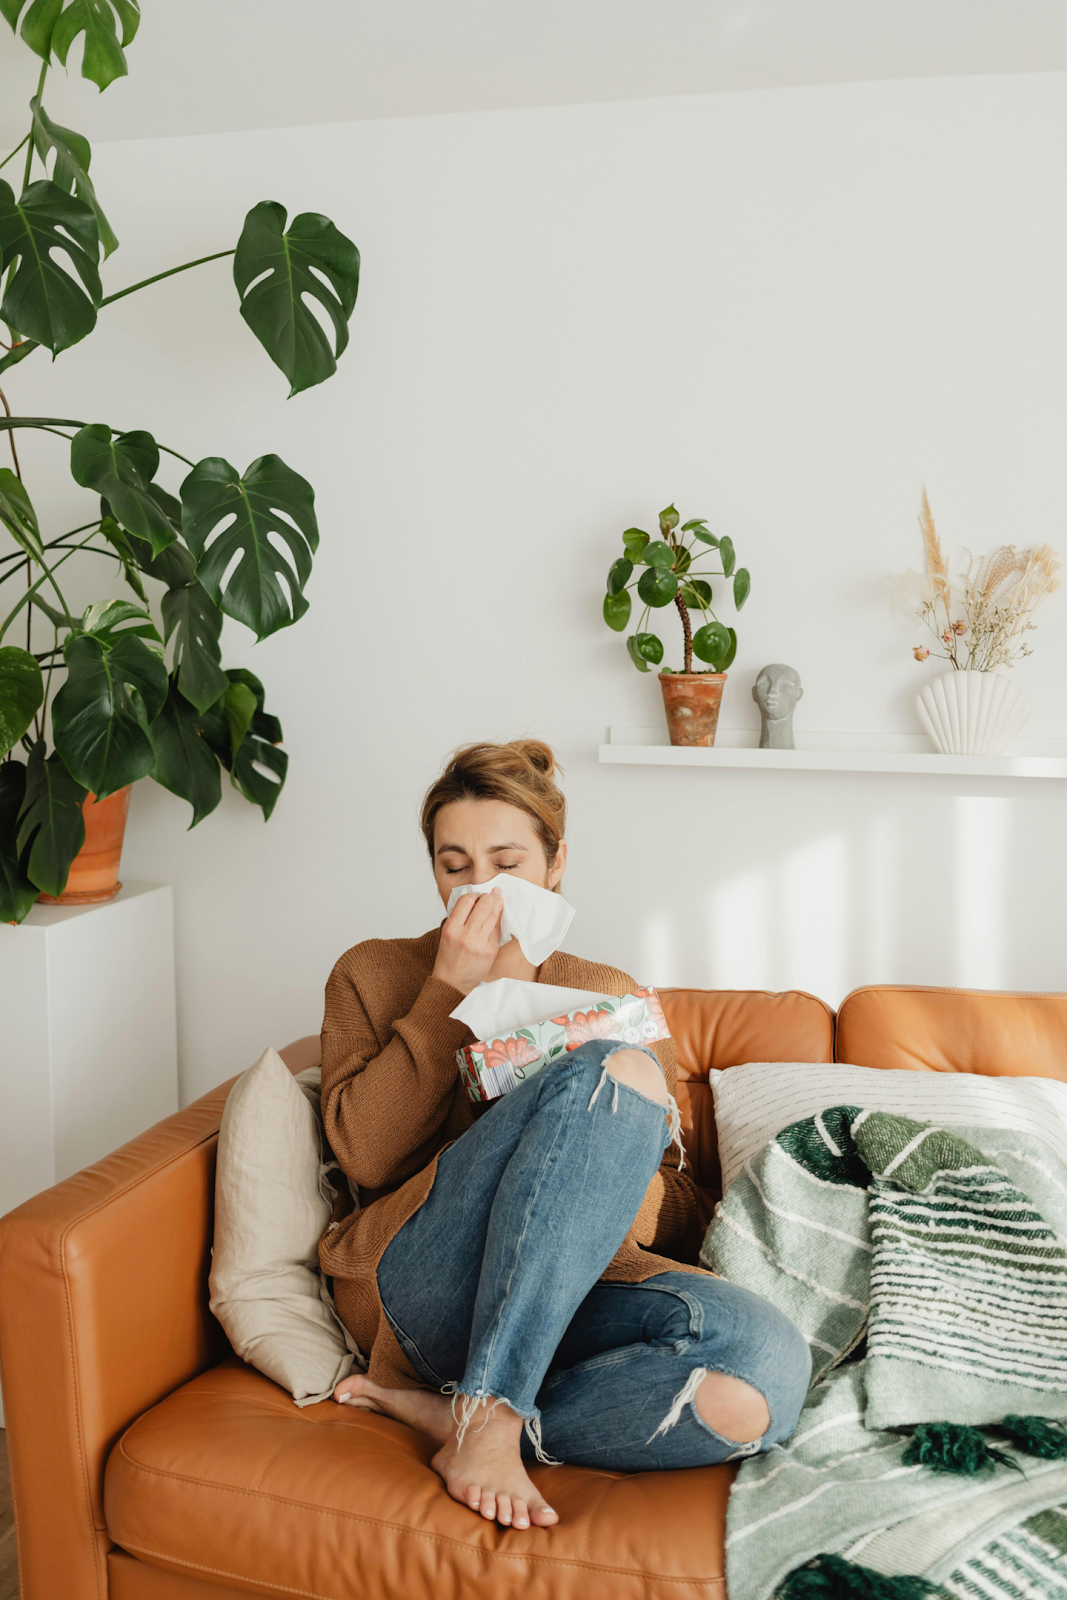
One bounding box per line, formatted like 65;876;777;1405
753;664;803;749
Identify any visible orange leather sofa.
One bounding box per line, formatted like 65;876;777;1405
4;983;1067;1600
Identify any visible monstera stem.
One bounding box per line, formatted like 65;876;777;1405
674;591;693;674
100;249;236;309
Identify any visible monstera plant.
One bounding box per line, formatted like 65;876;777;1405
0;1;360;921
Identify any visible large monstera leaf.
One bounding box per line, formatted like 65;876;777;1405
149;680;222;828
15;739;87;898
0;759;38;922
162;580;228;713
31;97;118;256
0;467;45;562
1;0;141;89
234;201;360;397
0;179;100;353
181;454;318;640
71;426;178;554
0;646;44;755
52;631;167;797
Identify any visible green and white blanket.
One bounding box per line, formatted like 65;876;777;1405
702;1106;1067;1600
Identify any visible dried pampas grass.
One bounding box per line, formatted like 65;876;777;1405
887;491;1061;671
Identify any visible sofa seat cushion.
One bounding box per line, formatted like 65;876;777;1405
104;1359;732;1600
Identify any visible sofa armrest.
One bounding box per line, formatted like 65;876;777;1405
0;1079;235;1600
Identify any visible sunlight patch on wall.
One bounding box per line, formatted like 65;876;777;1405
861;813;899;982
781;833;848;1003
709;871;770;989
954;795;1010;989
641;911;679;988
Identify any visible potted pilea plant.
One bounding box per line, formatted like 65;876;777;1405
602;503;751;746
0;1;360;921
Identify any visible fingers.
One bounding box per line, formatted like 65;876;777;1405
466;887;503;935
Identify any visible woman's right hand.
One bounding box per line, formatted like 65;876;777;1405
433;887;504;996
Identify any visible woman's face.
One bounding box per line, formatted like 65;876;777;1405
432;798;566;907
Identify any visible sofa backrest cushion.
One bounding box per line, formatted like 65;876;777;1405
659;988;835;1233
836;985;1067;1080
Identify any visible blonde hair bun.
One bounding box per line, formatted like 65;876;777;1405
421;739;566;866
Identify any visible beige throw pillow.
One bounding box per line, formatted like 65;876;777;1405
210;1047;361;1405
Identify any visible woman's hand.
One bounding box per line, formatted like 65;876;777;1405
433;888;504;996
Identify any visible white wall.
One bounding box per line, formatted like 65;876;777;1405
9;73;1067;1103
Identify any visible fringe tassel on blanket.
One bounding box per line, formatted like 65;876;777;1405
901;1416;1067;1476
902;1421;1019;1476
999;1415;1067;1460
778;1553;938;1600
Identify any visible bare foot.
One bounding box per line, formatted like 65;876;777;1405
334;1373;452;1445
431;1402;558;1530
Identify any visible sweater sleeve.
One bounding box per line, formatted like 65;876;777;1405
633;1033;703;1258
320;951;471;1191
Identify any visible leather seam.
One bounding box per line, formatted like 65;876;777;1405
113;1442;724;1581
115;1537;724;1589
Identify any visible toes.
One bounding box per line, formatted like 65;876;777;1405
496;1493;513;1526
512;1498;530;1529
531;1502;558;1527
479;1490;497;1521
464;1483;481;1511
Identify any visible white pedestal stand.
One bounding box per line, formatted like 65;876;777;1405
0;882;178;1423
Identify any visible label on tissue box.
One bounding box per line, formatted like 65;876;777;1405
457;987;670;1103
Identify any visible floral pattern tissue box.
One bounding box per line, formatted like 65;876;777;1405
458;988;671;1102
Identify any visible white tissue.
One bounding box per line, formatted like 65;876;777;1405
445;873;575;966
451;978;612;1041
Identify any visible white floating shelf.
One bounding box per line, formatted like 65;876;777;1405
599;728;1067;780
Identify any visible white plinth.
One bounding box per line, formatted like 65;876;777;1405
0;881;178;1217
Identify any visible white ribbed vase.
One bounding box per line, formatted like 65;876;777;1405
916;669;1031;755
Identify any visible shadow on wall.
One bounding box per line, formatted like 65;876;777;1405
641;794;1015;1004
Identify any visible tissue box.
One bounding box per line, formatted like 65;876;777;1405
458;988;670;1103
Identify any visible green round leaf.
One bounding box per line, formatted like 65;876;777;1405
622;528;649;563
719;535;736;577
691;527;719;547
637;566;678;607
626;634;650;672
643;540;674;568
681;579;712;610
603;589;632;631
659;503;680;533
633;632;663;664
733;567;751;609
692;620;732;665
606;557;633;596
0;647;44;757
718;626;738;671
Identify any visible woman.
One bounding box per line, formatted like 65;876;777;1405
320;740;810;1532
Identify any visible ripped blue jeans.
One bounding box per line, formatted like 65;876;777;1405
377;1038;811;1470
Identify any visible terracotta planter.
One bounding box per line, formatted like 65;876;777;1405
659;671;727;747
37;785;132;905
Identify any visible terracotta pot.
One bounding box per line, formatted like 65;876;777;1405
659;671;727;747
37;785;132;905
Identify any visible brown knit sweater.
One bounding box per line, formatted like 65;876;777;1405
318;927;704;1389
